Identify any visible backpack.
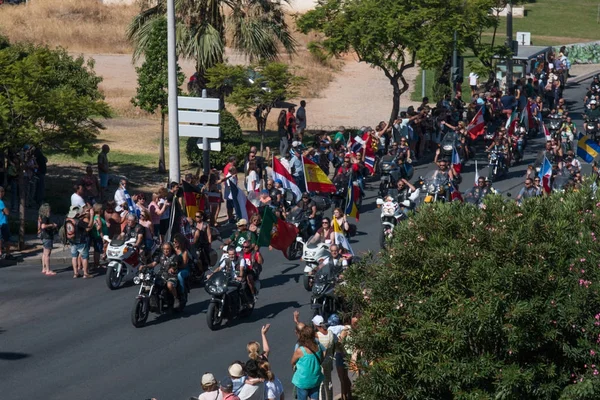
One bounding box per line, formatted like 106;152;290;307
64;217;79;244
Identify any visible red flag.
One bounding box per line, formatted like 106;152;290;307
363;135;376;174
303;156;337;193
467;107;486;140
271;219;299;259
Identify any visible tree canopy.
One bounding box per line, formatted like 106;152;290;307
341;189;600;399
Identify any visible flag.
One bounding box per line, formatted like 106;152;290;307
345;180;360;221
452;146;462;174
123;189;137;216
508;114;519;136
521;101;534;130
257;207;298;258
538;156;552;194
333;217;354;255
467;107;486;140
577;133;600;163
542;122;551;141
229;180;258;221
350;135;364;154
474;159;479;185
363;135;376;174
505;110;518;131
273;157;302;200
182;180;205;218
303;156;337;193
449;183;463;202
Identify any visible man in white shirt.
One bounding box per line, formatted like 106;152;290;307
70;183;86;208
469;72;479;96
114;178;128;212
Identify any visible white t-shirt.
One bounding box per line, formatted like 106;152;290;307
198;390;223;400
238;381;265;400
469;72;479;86
246;170;258;192
71;193;86;208
265;377;284;400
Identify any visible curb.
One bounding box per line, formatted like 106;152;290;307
568;68;600;85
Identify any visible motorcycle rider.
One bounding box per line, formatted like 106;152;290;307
295;193;318;234
144;242;182;308
311;217;335;244
223;219;258;250
433;158;457;184
466;177;490;205
119;214;147;259
389;178;418;213
209;245;252;306
584;100;600;135
192;210;212;273
559;116;577;151
537;140;563;168
240;241;263;300
516;178;540;204
314;244;348;279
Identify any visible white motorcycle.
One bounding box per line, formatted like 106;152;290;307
300;235;331;291
376;189;419;248
104;235;157;290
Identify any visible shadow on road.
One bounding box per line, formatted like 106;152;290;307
0;352;30;361
261;272;303;288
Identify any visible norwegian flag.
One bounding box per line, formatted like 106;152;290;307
363;135;376;174
467;107;486;140
350;135;365;154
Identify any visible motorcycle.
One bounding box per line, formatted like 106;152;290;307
205;269;255;331
300;234;331;291
440;130;460;161
487;149;508;182
310;266;340;321
419;171;454;204
546;114;563;140
130;266;188;328
378;156;414;197
103;235;158;290
585;117;600;142
287;208;311;260
376;191;419;248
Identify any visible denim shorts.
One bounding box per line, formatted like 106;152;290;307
42;239;54;250
296;386;319;400
70;243;90;260
0;224;9;242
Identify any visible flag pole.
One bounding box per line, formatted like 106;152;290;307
301;155;308;193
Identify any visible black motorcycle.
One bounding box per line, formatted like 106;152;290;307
131;267;187;328
287;208;311;260
310;266;340;321
205;270;255;331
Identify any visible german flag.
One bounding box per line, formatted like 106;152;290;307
182;181;205;218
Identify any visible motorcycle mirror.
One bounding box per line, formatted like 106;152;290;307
376;198;384;205
506;192;512;197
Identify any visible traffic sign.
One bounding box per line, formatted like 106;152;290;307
178;110;220;125
197;139;222;152
178;96;219;111
179;125;220;138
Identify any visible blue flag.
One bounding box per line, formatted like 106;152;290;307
577;133;600;163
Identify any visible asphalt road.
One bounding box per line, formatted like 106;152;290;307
0;78;593;400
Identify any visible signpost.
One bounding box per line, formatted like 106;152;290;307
178;90;221;174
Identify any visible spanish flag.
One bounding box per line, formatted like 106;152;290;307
302;156;336;193
577;133;600;164
182;181;205;218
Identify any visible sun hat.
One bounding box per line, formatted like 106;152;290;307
201;373;216;386
228;363;244;378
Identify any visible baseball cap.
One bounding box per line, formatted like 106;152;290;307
328;314;341;326
236;218;248;226
67;205;81;218
274;179;283;185
302;192;309;199
220;376;233;391
312;315;325;327
201;373;216;386
228;363;244;378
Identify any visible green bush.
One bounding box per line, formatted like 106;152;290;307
342;189;600;399
185;109;249;170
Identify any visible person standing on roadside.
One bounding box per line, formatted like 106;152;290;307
312;315;336;400
0;187;10;259
286;106;297;142
297;100;307;141
91;203;108;269
278;110;289;156
38;203;57;275
291;325;324;400
69;205;94;279
97;144;110;202
71;183;86;208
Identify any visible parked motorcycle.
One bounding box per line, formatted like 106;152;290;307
301;234;331;291
205;270;255;331
130;266;188;328
103;235;158;290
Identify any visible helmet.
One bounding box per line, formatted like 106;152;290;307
591;100;597;105
328;314;341;326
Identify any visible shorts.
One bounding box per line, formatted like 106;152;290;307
70;242;90;260
159;219;170;235
92;237;104;253
99;173;109;188
42;238;54;250
470;85;478;92
0;224;9;242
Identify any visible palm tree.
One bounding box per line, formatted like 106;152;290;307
127;0;297;90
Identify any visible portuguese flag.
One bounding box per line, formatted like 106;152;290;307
258;207;298;259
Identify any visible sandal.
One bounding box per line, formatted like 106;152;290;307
83;274;93;279
46;271;57;276
73;274;80;279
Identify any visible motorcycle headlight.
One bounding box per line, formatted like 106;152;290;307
491;153;498;161
428;184;435;193
443;145;453;151
313;283;326;295
133;276;141;285
144;273;151;281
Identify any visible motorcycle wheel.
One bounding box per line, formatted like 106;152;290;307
106;266;124;290
288;241;302;261
302;274;312;291
131;298;149;328
240;298;255;318
206;302;223;331
379;227;386;249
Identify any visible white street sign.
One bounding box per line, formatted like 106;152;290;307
178;96;219;111
197;139;222;152
178;110;220;125
179;125;220;138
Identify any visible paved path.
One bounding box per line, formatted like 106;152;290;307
0;79;593;400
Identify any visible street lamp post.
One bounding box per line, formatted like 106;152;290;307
167;0;180;183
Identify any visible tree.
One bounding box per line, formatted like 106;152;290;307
298;0;468;123
127;0;296;93
206;62;303;154
131;17;184;173
0;39;110;248
340;189;600;399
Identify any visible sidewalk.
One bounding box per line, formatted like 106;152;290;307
567;63;600;84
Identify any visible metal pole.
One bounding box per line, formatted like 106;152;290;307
201;89;210;176
421;70;426;99
505;0;514;90
167;0;180;184
452;30;458;97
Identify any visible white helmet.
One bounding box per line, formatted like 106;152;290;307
591;100;598;105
